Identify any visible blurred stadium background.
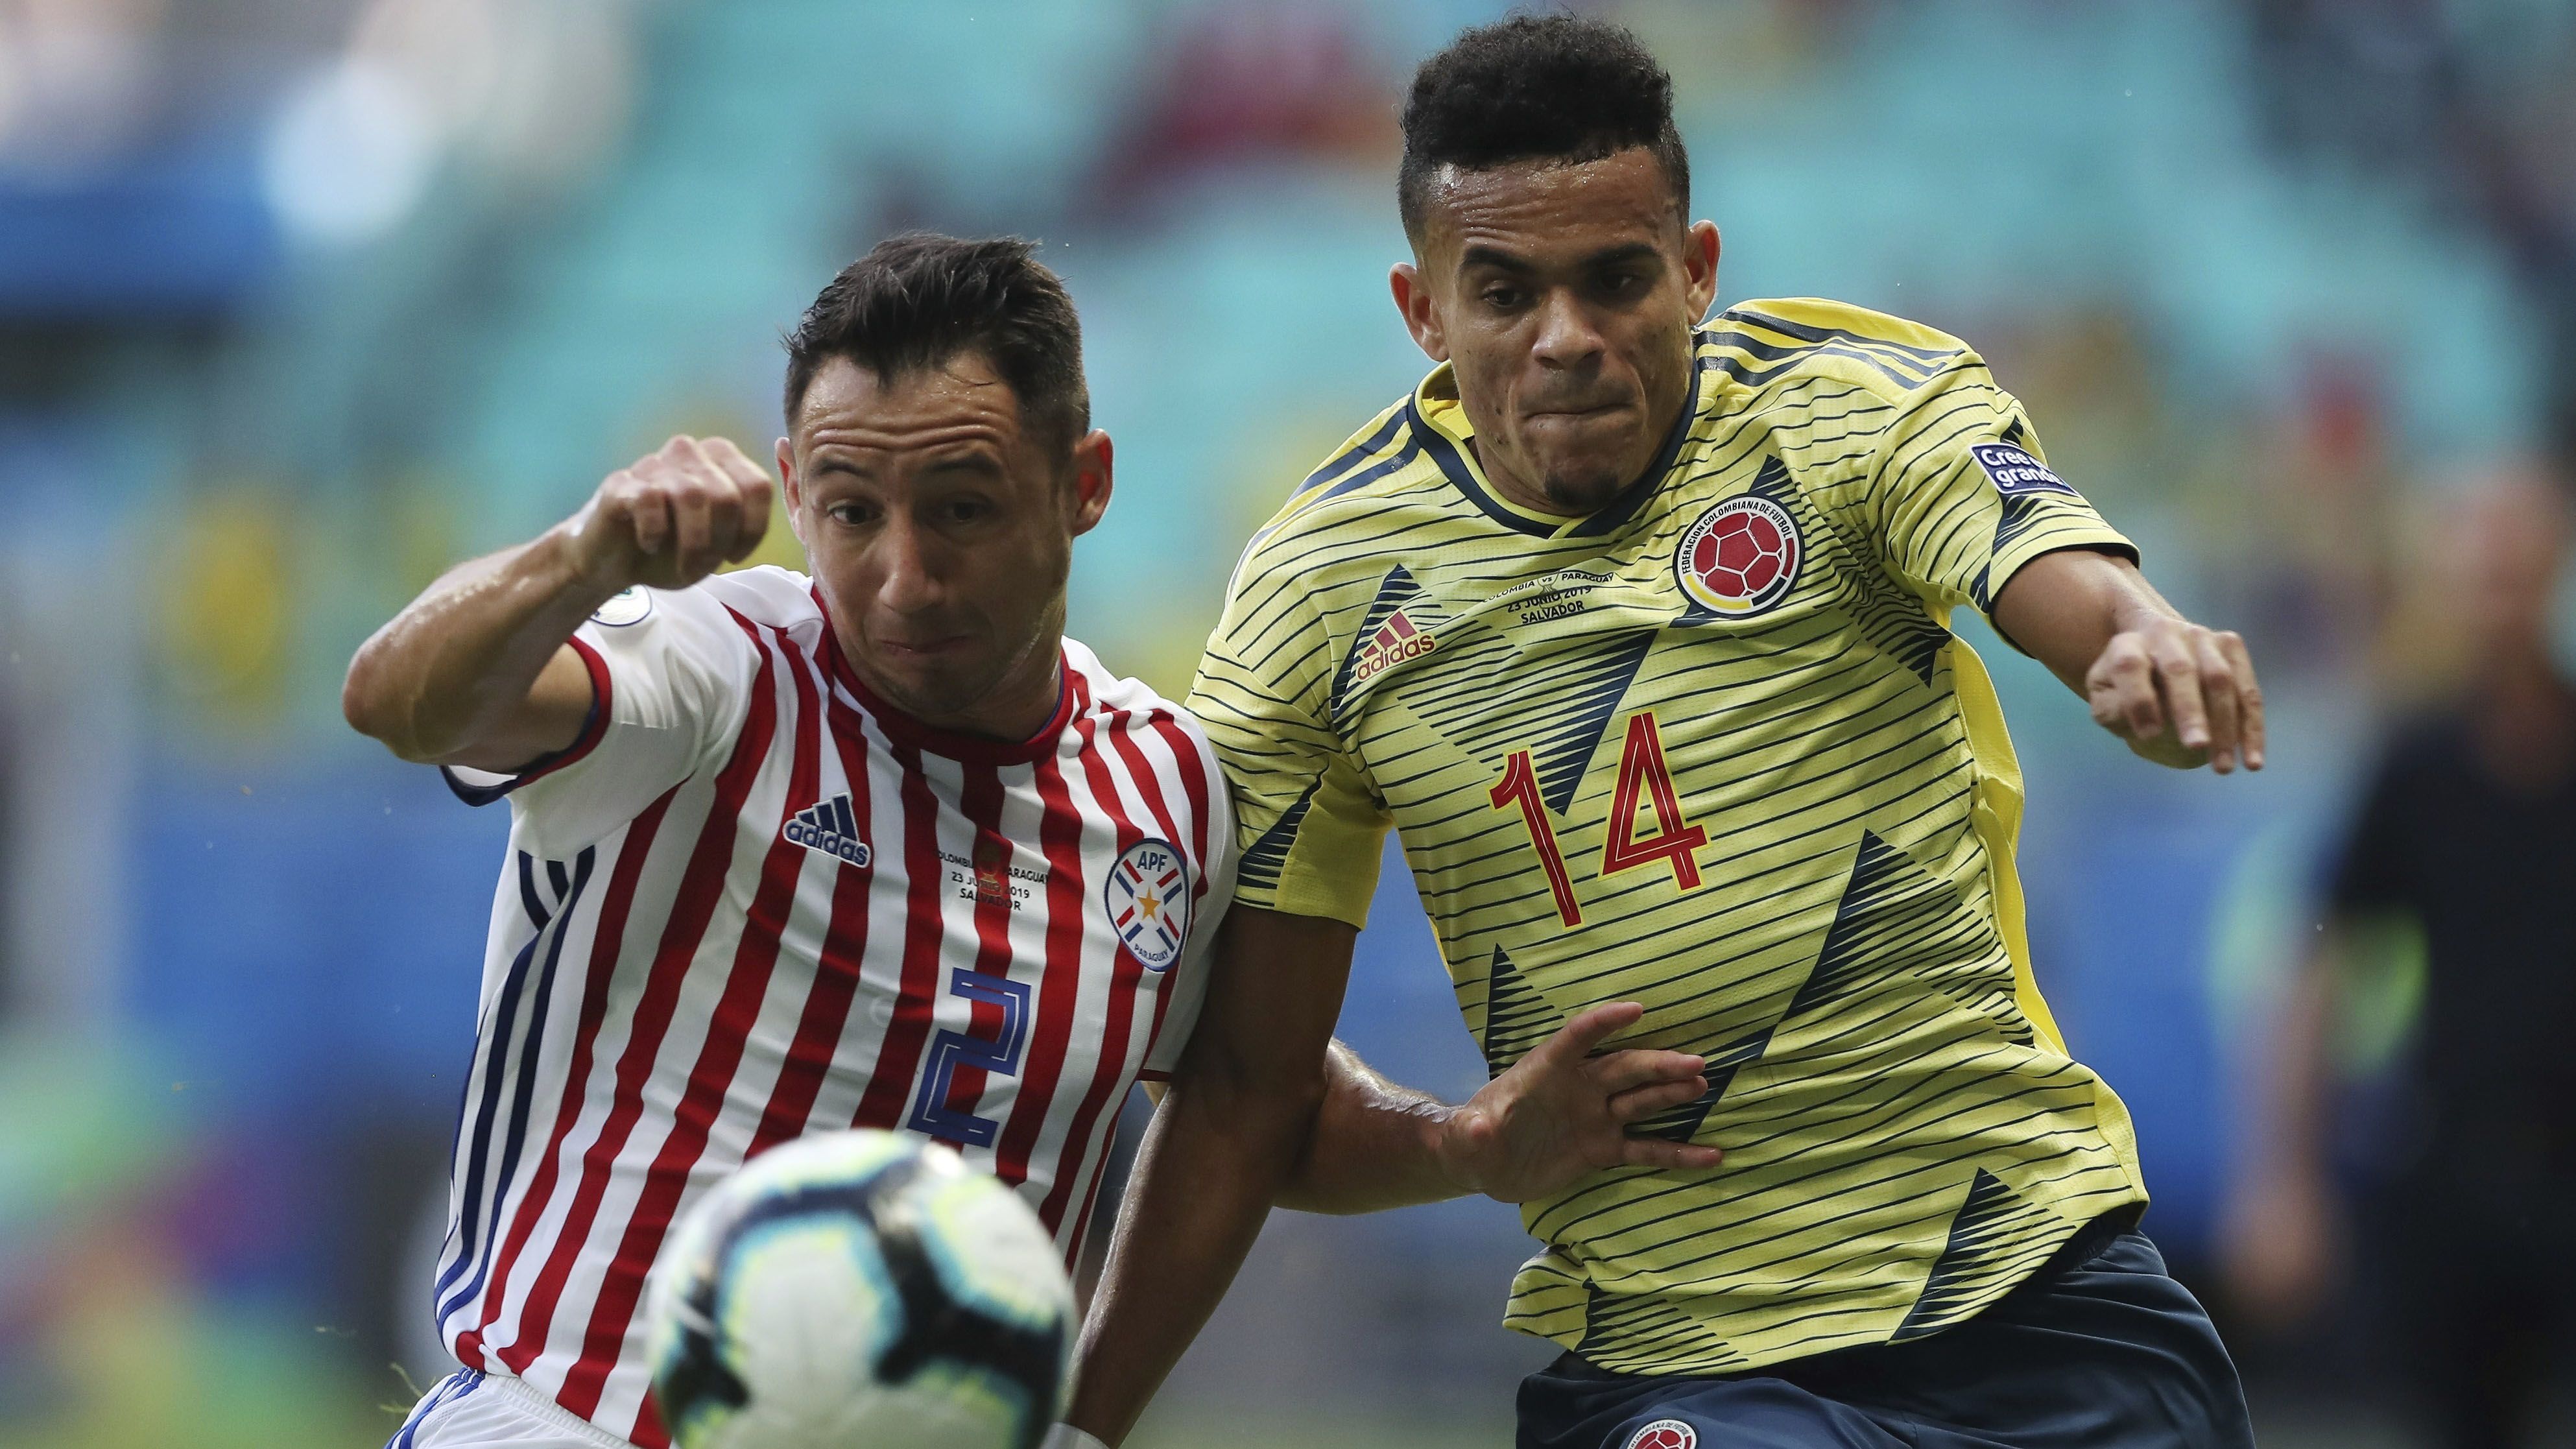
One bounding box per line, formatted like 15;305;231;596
0;0;2571;1444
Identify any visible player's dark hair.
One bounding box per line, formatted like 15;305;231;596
783;233;1090;459
1398;13;1690;241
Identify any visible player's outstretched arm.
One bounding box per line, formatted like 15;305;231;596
1067;904;1355;1444
341;436;771;770
1992;547;2265;773
1276;1002;1722;1214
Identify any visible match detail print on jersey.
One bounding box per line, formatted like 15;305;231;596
427;568;1235;1449
1190;298;2150;1378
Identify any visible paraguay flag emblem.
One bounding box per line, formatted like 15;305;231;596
1104;838;1191;972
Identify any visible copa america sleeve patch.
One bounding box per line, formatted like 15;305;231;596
589;586;654;627
1968;442;2079;498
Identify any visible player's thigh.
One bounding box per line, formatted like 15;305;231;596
1518;1356;1903;1449
388;1369;621;1449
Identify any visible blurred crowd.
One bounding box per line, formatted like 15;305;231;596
0;2;2571;1446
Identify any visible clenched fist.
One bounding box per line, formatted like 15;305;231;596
563;435;776;593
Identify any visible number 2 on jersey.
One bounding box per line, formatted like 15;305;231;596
905;968;1032;1149
1490;712;1706;928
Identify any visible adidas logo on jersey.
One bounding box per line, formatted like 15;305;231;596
1351;607;1437;686
782;795;872;868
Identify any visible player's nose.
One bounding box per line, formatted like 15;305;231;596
870;516;949;614
1529;289;1608;370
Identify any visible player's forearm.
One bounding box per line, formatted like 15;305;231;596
1994;547;2263;773
1275;1040;1466;1214
1067;1070;1320;1445
342;527;610;762
1992;547;2174;694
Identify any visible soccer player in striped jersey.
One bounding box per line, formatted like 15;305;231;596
346;234;1717;1449
1071;18;2263;1449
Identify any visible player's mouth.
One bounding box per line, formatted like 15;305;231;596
1523;399;1631;422
877;634;975;660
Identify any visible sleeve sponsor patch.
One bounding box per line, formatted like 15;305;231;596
1968;442;2078;498
589;586;654;627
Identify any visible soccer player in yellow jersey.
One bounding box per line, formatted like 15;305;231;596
1069;16;2261;1449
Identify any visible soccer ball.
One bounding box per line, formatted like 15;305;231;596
644;1130;1075;1449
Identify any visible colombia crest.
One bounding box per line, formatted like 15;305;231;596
1675;494;1800;616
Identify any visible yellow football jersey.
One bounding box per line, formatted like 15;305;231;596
1187;298;2152;1374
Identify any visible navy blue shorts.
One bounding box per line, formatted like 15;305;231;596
1516;1223;2252;1449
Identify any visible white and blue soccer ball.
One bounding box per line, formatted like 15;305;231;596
644;1130;1077;1449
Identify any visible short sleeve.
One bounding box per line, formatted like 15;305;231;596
1860;358;2136;623
444;583;757;856
1141;769;1237;1077
1184;552;1390;929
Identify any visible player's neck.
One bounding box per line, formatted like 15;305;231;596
1472;440;1586;518
835;629;1069;750
947;657;1068;745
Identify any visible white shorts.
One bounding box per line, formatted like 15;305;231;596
387;1369;639;1449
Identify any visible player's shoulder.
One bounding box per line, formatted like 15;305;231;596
697;565;824;627
1237;394;1451;578
1703;297;1986;406
600;565;819;640
1061;638;1230;839
1063;638;1211;748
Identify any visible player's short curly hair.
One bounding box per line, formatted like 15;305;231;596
1398;13;1690;241
783;233;1090;459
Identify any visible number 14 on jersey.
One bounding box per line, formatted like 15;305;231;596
1488;712;1705;928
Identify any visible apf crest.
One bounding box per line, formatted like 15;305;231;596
1103;838;1190;972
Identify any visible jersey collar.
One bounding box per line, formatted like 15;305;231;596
811;586;1075;766
1409;339;1711;541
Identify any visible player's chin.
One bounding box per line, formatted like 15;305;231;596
1536;461;1636;514
1522;434;1643;510
872;653;997;721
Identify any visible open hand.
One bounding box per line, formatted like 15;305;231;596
562;435;774;593
1437;1001;1724;1204
2087;613;2265;773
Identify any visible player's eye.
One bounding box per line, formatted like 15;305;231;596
828;501;879;527
1481;285;1527;311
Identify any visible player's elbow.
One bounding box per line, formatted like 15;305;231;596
1178;1035;1328;1151
340;643;437;761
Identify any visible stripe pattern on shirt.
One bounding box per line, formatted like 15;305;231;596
428;569;1228;1447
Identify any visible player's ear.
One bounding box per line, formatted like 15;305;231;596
776;437;805;544
1683;221;1721;324
1390;262;1448;363
1064;429;1112;538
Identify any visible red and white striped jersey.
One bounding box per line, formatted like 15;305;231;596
427;566;1234;1447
